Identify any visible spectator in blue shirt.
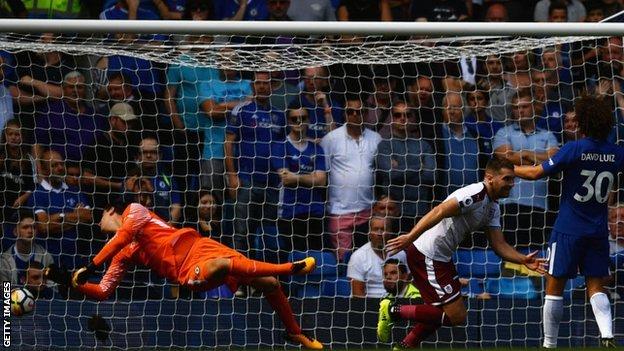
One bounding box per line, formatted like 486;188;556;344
225;71;286;259
493;90;559;247
135;135;182;224
32;71;107;164
197;67;252;198
530;69;569;144
433;91;481;199
0;211;54;292
165;47;218;174
296;66;342;142
15;33;79;126
27;149;93;270
213;0;269;20
464;86;504;157
100;0;160;20
101;0;186;19
271;105;327;253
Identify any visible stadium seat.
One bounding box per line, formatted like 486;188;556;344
296;284;322;298
454;249;501;278
288;251;338;297
461;278;486;297
288;251;338;280
321;277;351;297
204;285;234;299
485;277;538;299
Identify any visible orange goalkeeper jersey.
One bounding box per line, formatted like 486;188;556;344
92;203;201;283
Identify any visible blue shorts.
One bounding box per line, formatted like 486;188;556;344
547;230;611;279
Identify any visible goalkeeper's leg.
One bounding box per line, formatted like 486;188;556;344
249;276;323;350
183;255;316;291
228;255;316;277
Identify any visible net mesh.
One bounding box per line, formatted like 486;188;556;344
0;33;603;68
1;31;622;349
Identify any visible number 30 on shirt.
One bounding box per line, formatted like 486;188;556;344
573;170;614;203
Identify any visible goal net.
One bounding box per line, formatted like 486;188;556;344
2;22;622;349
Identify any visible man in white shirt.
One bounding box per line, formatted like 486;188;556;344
321;96;382;261
347;215;406;298
379;157;547;349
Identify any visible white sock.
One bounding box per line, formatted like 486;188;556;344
543;295;563;348
590;292;613;339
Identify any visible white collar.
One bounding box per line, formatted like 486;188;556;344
287;135;309;152
39;179;69;193
13;244;33;262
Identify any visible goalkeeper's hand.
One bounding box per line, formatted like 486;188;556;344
43;264;72;286
72;264;95;288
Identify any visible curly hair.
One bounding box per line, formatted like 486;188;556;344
574;95;614;141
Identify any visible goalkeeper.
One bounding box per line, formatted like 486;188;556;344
45;202;323;349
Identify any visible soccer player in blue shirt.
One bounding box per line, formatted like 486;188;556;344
515;95;622;348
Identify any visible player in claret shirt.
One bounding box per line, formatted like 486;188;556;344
379;158;547;349
515;95;624;348
45;201;323;349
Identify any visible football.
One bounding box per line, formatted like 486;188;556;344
10;287;35;316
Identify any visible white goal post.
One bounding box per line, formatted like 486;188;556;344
3;19;623;350
0;19;621;36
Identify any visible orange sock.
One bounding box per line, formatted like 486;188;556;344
229;256;294;277
265;289;301;335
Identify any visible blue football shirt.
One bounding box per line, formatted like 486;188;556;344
227;101;286;185
270;139;327;219
27;181;90;269
542;138;624;237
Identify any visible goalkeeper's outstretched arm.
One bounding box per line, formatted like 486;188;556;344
75;245;134;301
92;204;150;267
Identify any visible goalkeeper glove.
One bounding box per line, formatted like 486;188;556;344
43;264;71;286
72;262;96;288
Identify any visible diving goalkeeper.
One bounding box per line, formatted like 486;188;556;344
45;202;323;349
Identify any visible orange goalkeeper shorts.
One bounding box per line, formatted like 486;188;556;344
177;237;246;293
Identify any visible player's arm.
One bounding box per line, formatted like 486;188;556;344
529;147;559;164
350;280;366;297
386;198;461;256
152;0;183;20
74;246;134;301
486;227;547;274
74;204;149;285
514;164;545;180
224;131;239;199
278;168;327;188
494;145;532;165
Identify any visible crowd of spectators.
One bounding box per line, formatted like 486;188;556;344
1;0;624;299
